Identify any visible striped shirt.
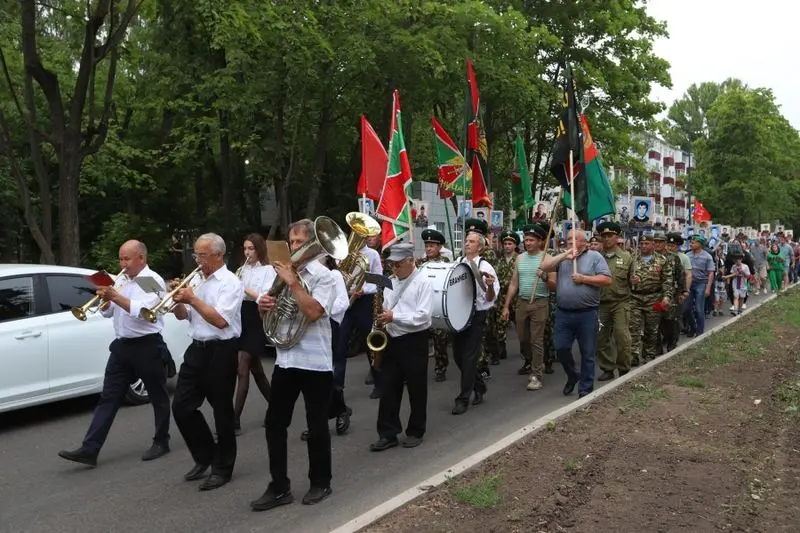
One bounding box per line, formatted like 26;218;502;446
518;253;549;300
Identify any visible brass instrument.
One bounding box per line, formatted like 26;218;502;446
139;266;204;323
338;212;381;304
366;284;388;370
262;216;349;349
71;269;128;321
235;257;253;279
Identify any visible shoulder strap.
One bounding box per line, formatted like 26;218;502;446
387;268;421;311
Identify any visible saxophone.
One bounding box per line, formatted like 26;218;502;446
366;285;389;370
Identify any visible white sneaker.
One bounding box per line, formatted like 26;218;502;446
730;305;735;312
526;376;543;391
755;290;760;295
742;303;747;309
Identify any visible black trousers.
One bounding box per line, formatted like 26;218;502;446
452;310;488;405
377;330;429;440
328;320;347;418
82;334;171;454
334;294;376;391
265;366;333;491
172;339;238;477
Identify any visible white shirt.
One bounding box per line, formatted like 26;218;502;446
185;265;243;341
460;256;500;312
239;262;268;301
259;260;336;372
441;247;454;261
360;246;383;295
383;268;433;338
329;270;349;325
100;265;165;339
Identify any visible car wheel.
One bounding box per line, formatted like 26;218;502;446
124;378;151;405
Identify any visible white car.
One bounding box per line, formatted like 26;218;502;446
0;264;192;413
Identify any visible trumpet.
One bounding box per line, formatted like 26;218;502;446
140;266;204;323
71;269;127;321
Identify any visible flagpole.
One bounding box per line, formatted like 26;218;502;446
530;188;563;303
444;196;455;251
569;149;577;273
460;58;470;256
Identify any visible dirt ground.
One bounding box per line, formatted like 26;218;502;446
363;291;800;533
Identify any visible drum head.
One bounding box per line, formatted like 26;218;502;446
442;263;475;331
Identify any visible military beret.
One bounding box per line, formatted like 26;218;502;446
597;221;621;235
666;233;684;245
421;228;446;245
691;234;707;246
523;224;547;240
589;235;600;244
500;230;520;245
640;233;655;242
463;217;488;236
653;231;666;241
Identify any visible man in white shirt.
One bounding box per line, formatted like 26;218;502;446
369;244;433;451
59;240;173;467
251;219;337;511
171;233;243;491
452;219;499;415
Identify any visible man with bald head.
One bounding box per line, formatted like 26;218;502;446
59;240;174;467
540;230;612;398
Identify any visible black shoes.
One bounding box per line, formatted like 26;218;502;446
336;407;352;435
141;442;170;461
563;377;577;396
369;438;399;452
517;363;532;375
451;402;468;415
597;371;615;382
472;391;484;406
251;485;295;512
402;436;423;448
302;486;332;505
199;474;230;491
58;448;98;467
184;463;210;481
234;418;242;436
434;372;446;382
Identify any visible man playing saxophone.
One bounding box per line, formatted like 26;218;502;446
59;240;173;467
251;219;337;511
170;233;243;491
369;244;433;451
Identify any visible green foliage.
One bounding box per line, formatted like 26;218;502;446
90;213;170;272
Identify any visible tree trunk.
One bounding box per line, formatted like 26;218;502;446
304;107;332;218
58;141;82;265
218;109;235;245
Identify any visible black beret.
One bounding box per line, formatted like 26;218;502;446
421;228;446;245
597;221;621;235
500;231;520;245
463;218;488;236
666;233;684;245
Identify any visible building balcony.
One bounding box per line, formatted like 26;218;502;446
648;150;662;160
663;156;675;166
648;193;661;202
675;199;686;208
675;162;686;171
663;176;675;185
649;171;661;181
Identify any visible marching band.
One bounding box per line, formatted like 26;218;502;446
57;211;610;512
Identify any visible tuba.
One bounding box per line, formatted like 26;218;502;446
71;269;128;321
262;217;349;349
139;266;205;323
338;212;381;304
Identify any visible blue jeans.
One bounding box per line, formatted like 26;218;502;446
554;307;598;395
689;282;707;335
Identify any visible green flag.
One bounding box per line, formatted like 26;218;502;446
511;133;534;213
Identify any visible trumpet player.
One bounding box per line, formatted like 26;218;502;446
170;233;243;491
234;234;272;435
59;240;173;467
251;219;337;511
369;244;433;452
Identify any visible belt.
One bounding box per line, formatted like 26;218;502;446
191;338;237;348
118;333;162;344
557;306;598;313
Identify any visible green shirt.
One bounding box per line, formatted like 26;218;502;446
518;252;549;300
600;247;633;303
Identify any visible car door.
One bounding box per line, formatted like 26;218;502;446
0;275;49;410
43;273;113;395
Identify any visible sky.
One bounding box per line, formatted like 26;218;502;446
646;0;800;129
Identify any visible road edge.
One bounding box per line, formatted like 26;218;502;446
331;286;794;533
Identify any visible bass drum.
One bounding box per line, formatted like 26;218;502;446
418;262;476;332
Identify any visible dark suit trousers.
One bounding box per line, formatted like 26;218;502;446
377;330;429;440
83;334;171;454
172;339;238;478
333;294;375;392
265;366;333;492
452;310;488;404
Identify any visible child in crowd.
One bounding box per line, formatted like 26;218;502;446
724;254;750;315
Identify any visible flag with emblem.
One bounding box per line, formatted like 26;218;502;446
511;133;534;212
551;64;588;222
376;90;413;249
432;117;469;198
466;59;491;207
693;200;712;223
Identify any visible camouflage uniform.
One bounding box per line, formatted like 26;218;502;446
416;255;451;379
543;248;559;372
629;248;674;365
476;246;498;376
597;244;633;377
483;253;516;364
659;248;685;352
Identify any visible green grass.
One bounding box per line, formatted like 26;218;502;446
774;378;800;416
453;475;502;509
676;376;707;388
623;383;668;410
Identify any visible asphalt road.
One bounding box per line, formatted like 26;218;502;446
0;292;769;533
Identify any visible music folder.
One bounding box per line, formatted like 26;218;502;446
134;276;163;294
266;241;292;265
86;270;115;287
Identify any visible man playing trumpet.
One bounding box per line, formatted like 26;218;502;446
251;219;337;511
59;240;173;467
170;233;243;491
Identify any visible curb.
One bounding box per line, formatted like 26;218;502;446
331;285;795;533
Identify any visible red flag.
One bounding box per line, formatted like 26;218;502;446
376;90;413;249
357;116;388;201
693;200;712;223
465;59;491;207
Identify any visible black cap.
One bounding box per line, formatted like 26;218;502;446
640;233;655;242
522;224;547;240
463;218;488;236
500;231;520;246
597;221;621;235
666;232;684;245
421;228;446;245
